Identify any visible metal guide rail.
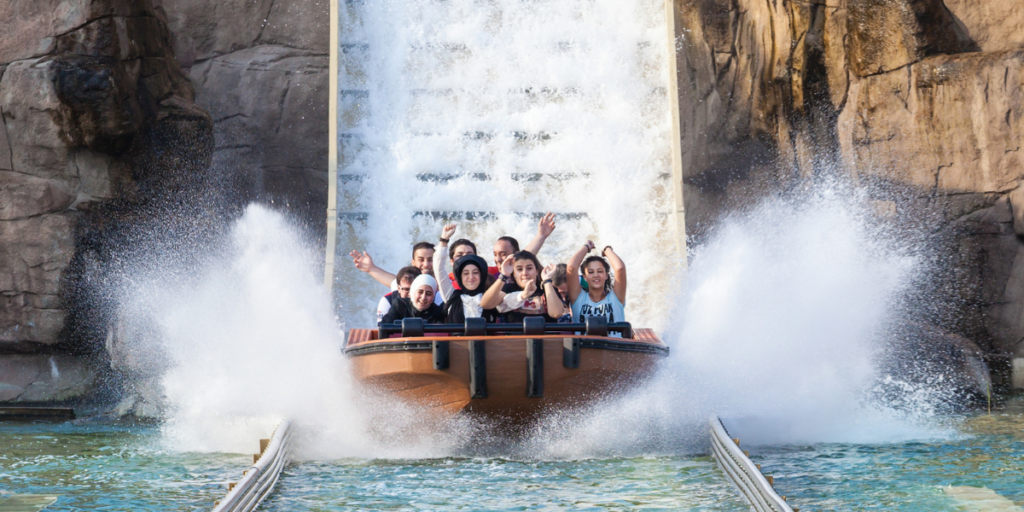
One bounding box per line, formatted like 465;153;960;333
212;420;293;512
709;416;797;512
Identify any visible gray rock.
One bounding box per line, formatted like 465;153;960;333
0;213;76;348
0;353;96;402
189;45;328;222
0;171;76;220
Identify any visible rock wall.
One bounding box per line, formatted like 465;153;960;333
161;0;330;232
673;0;1024;368
0;0;214;401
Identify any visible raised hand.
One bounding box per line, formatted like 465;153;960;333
522;279;537;298
349;250;374;272
537;212;556;238
500;254;515;277
541;263;557;281
441;223;457;241
583;240;596;252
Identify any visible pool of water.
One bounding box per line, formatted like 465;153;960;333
0;421;746;511
0;422;246;511
5;399;1024;511
261;456;747;511
752;396;1024;511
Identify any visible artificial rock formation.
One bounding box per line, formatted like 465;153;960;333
673;0;1024;381
162;0;330;231
0;0;214;401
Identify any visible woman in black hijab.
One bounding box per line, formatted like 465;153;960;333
441;254;499;323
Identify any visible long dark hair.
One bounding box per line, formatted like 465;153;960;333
512;251;543;295
580;255;613;294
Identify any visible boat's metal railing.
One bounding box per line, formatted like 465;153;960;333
377;316;633;339
211;420;293;512
709;416;797;512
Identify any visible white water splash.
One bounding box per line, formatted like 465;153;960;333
334;0;681;330
524;190;950;457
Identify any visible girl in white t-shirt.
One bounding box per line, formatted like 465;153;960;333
566;240;627;324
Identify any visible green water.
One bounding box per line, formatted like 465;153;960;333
0;422;745;510
260;457;746;511
0;422;246;511
3;399;1024;511
753;396;1024;511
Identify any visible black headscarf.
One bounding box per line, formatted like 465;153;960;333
444;254;498;323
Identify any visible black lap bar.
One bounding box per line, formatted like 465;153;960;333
377;320;633;338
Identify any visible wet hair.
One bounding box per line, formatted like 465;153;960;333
449;239;477;261
412;241;435;257
496;236;520;252
552;263;568;287
580;255;613;293
396;266;422;285
512;250;543;292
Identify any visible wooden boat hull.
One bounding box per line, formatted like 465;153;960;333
344;328;668;423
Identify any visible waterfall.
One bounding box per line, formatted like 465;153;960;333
332;0;682;329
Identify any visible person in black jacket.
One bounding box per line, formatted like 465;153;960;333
381;274;444;324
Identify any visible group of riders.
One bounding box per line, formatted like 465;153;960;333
349;213;627;327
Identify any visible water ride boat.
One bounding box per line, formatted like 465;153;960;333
343;317;668;423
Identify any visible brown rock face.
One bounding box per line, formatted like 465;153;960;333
847;0;974;77
162;0;329;230
0;0;214;395
673;0;1024;363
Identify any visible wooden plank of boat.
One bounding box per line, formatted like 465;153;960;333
344;318;668;424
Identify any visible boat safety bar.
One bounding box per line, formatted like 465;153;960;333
378;316;632;339
709;416;796;512
211;420;293;512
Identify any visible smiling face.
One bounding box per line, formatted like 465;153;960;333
583;260;608;292
460;265;482;292
412;285;435;310
513;259;538;288
412;248;434;273
493;240;515;267
451;244;475;264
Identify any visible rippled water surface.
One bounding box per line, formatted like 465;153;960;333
261;456;747;511
752;396;1024;511
0;422;245;511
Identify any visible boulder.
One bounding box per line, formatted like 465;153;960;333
0;353;96;402
161;0;275;60
838;50;1024;194
0;171;76;220
161;0;329;229
189;45;328;222
847;0;974;77
879;321;993;407
0;213;76;349
943;0;1024;53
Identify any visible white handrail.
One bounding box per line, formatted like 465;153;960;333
709;416;795;512
212;419;293;512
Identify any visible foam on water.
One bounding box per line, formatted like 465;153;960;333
115;0;953;457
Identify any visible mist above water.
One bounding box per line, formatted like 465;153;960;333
112;0;953;457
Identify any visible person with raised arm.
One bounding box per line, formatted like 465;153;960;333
480;252;564;322
434;223;499;323
380;274;444;324
350;243;443;306
566;241;627;324
491;212;557;268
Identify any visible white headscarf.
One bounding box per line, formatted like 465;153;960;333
411;274;438;296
